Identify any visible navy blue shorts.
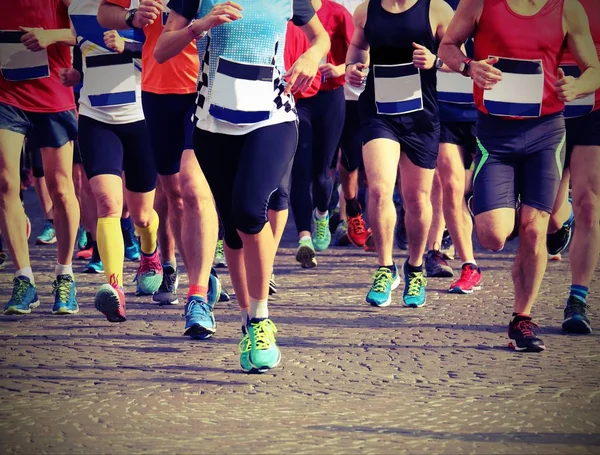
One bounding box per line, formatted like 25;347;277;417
0;101;77;149
142;91;196;176
440;121;475;169
473;112;565;215
565;108;600;169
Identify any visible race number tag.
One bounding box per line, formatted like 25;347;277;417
373;63;423;115
0;30;49;81
560;64;594;118
85;53;136;107
437;71;474;104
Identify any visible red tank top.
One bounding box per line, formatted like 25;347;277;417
561;0;600;113
473;0;566;118
0;0;75;113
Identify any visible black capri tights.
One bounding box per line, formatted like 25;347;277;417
194;121;298;250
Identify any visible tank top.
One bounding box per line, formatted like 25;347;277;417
361;0;439;133
317;0;353;92
473;0;566;119
560;0;600;117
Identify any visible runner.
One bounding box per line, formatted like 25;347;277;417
66;0;163;322
1;0;80;316
346;0;455;308
155;0;329;372
439;0;600;351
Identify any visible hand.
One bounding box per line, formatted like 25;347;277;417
469;57;502;90
19;27;54;52
59;68;81;87
319;63;344;80
555;68;579;102
132;0;164;28
193;1;243;33
284;53;318;95
345;62;368;88
104;30;125;53
412;42;435;70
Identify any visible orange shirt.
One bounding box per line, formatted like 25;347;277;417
105;0;199;94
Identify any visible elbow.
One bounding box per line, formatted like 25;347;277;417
438;43;451;63
153;47;168;64
96;6;110;28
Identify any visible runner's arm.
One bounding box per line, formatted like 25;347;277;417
438;0;482;73
97;0;164;30
345;1;369;67
431;0;458;72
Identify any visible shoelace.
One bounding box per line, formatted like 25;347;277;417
567;299;587;316
250;319;278;350
430;250;448;266
407;273;427;296
12;278;30;304
515;320;540;338
216;241;225;258
371;269;392;293
52;277;72;302
460;265;478;282
315;218;329;241
163;269;177;291
139;254;161;276
186;299;211;320
348;215;366;235
238;333;251;353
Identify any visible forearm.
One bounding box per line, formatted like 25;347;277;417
49;28;77;46
438;41;467;73
154;26;198;63
302;31;330;65
577;67;600;98
97;2;129;30
345;43;368;65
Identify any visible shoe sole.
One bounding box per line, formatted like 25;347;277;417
549;253;562;261
508;341;546;352
84;267;103;274
562;318;592;334
366;275;401;307
219;292;230;302
36;238;57;245
52;307;79;315
296;246;317;269
76;254;93;261
4;299;40;315
249;351;281;373
95;285;126;323
448;285;482;295
153;293;179;305
427;270;454;278
213;262;227;269
184;323;216;340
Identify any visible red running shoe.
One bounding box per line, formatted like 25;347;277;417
347;214;370;247
448;263;482;294
76;247;93;260
94;275;126;322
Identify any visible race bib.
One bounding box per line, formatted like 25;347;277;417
437;71;474;104
560;64;595;119
209;57;274;125
85;53;136;107
373;63;423;115
0;30;49;81
483;57;543;118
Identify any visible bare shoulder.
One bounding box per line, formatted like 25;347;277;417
563;0;588;33
353;0;369;27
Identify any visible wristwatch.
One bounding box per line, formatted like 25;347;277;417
434;56;444;69
125;8;139;29
460;58;472;77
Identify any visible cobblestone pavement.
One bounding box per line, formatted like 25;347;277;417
1;191;599;454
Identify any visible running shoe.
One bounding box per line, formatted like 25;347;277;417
547;225;573;256
395;205;408;250
123;226;141;261
207;270;222;307
466;194;475;219
76;247;93;261
333;220;351;247
247;318;281;372
403;262;427;308
152;265;179;305
52;274;79;315
26;215;31;240
366;266;400;307
549;253;562;261
441;229;455;260
239;326;259;373
135;250;163;296
328;207;341;234
296;237;317;269
347;213;370;247
312;210;331;251
36;220;56;245
562;296;592;334
4;276;39;315
364;232;376;252
213;239;227;268
449;263;482;294
184;296;216;339
95;279;126;322
76;225;87;251
84;246;103;274
508;315;545;352
0;251;7;270
219;287;231;302
424;250;454;278
269;272;277;296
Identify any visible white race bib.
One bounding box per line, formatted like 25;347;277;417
437;71;474;104
483;56;543;118
85;53;136;107
560;64;595;118
373;63;423;115
209;57;274;125
0;30;49;81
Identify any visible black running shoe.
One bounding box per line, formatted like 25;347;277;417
547;225;573;256
424;250;454;278
153;265;179;305
562;296;592;334
395;205;408;250
508;316;546;352
269;273;277;295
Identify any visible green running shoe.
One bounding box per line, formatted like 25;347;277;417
296;237;317;269
366;266;400;307
403;262;427;308
311;210;331;251
247;318;281;372
239;327;259;373
52;274;79;315
4;276;39;315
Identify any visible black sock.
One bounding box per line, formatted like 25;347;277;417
47;219;54;224
512;312;531;322
405;261;423;274
380;264;397;274
345;198;362;217
86;232;93;248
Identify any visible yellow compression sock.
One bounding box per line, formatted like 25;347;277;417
135;210;159;255
97;216;125;287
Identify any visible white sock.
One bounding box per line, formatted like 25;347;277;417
15;267;34;283
463;260;477;267
240;308;249;327
315;210;328;220
300;235;311;243
249;297;269;320
55;263;74;277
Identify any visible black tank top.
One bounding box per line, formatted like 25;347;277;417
360;0;439;133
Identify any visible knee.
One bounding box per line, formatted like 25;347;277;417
94;191;122;218
0;171;19;199
233;202;266;236
441;176;464;206
181;179;211;212
403;190;431;217
45;173;73;204
476;227;506;252
368;184;393;205
519;215;548;250
573;190;599;230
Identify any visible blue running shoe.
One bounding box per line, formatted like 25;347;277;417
4;276;39;315
562;296;592;334
183;296;216;339
135;250;163;296
52;274;79;314
36;220;56;245
239;326;260;374
312;209;331;251
247;318;281;372
403;261;427;308
366;265;400;307
207;268;222;307
76;225;87;251
84;246;104;274
123;226;141;261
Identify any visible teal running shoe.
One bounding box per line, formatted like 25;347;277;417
239;326;260;373
36;220;56;245
366;265;400;307
403;262;427;308
52;274;79;314
296;237;317;269
312;210;331;251
247;318;281;372
4;276;39;315
84;247;104;274
123;226;141;261
208;268;222;306
184;296;216;339
135;250;163;296
76;225;87;251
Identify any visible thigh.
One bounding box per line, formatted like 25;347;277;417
28;109;78;149
363;137;400;197
399;150;435;205
437;142;467;186
78;115;124;180
119;120;157;193
0;129;26;190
